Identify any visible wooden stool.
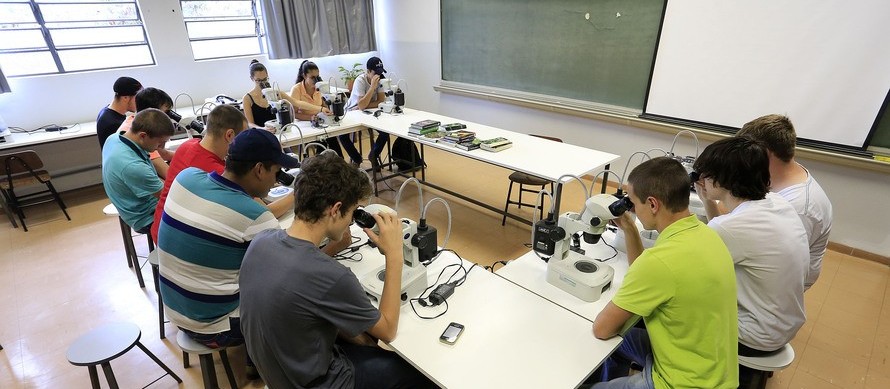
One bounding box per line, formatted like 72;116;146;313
738;344;795;389
176;330;239;389
66;322;181;389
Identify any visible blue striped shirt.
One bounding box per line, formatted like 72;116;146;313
157;168;279;334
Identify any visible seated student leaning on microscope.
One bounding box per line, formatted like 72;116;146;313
240;152;435;389
589;157;738;389
289;60;351;161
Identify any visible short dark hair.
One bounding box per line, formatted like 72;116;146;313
627;157;690;213
225;159;274;177
693;137;770;200
131;108;175;138
249;59;266;79
736;114;797;162
205;105;247;138
294;152;372;223
135;87;173;112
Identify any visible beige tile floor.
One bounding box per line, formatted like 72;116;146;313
0;143;888;388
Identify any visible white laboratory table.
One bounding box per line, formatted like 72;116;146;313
495;230;630;323
342;108;619;219
276;210;622;388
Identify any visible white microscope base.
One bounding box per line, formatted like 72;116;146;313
546;251;615;302
360;265;427;305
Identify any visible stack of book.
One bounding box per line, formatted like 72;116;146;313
408;120;441;136
480;137;513;152
440;123;467;132
441;130;478;150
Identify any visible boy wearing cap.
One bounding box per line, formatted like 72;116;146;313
102;108;174;234
346;56;390;168
157;129;315;379
97;76;142;148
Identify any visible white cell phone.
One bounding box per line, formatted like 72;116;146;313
439;322;464;344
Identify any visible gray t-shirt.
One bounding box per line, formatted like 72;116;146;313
240;229;380;389
346;74;382;111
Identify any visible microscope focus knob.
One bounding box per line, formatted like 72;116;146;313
550;226;566;241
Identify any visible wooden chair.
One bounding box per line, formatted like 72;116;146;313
501;135;563;226
0;150;70;231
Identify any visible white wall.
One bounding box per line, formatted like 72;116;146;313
374;0;890;256
0;0;374;130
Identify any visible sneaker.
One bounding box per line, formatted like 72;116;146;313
246;365;260;381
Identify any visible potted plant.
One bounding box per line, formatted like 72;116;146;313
338;62;363;91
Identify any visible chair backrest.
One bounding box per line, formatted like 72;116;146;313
0;150;45;176
530;134;563;143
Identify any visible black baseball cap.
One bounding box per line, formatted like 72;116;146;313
227;129;299;169
113;76;142;96
366;56;387;75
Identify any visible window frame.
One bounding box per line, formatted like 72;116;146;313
180;0;264;61
0;0;155;77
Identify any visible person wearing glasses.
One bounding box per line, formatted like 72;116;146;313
589;157;738;389
242;59;301;131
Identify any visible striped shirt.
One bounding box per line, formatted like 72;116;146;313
157;168;279;334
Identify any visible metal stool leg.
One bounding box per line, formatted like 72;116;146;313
87;365;100;389
136;342;182;383
100;362;120;389
218;349;239;389
502;181;515;226
199;353;219;389
151;264;165;339
183;351;190;368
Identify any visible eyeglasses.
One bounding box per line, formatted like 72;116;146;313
254;77;269;83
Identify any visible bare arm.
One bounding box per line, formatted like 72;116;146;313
151;157;168;180
242;93;259;127
265;194;294;219
592;302;634;339
356;75;381;110
364;212;404;342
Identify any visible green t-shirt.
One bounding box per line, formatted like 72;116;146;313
613;215;738;389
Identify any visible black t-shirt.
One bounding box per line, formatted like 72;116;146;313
96;106;126;149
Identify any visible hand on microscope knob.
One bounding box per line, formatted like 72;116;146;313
364;212;403;266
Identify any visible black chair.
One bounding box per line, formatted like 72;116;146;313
0;150;71;231
501;135;563;226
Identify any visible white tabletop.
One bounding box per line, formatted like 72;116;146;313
0;121;98;151
323;230;620;389
495;230;630;323
346;108;619;182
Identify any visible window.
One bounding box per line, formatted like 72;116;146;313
180;0;263;60
0;0;154;77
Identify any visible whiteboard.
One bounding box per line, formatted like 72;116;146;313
644;0;890;148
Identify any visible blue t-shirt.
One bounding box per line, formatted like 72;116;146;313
102;133;162;231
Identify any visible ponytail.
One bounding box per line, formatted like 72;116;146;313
296;60;319;84
249;59;266;79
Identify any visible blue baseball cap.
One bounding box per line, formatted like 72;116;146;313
227;129;299;169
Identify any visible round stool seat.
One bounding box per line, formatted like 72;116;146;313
148;250;159;266
508;171;549;186
738;344;795;371
102;203;119;216
67;322;141;366
176;330;221;354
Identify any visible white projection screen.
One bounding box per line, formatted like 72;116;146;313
644;0;890;149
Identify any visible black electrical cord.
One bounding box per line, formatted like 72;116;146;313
484;260;511;273
408;252;477;319
333;235;367;262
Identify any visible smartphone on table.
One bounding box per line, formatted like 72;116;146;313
439;322;464;344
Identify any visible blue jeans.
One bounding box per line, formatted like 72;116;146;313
338;340;436;389
369;132;390;161
338;134;363;164
180;317;252;366
587;328;655;389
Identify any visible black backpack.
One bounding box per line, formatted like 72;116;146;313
390;137;425;171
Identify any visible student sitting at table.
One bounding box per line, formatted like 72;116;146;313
117;87;177;179
150;105;293;243
590;157;739;389
97;76;141;149
103;108;174;235
289;60;354;163
240;152;435;389
693;137;808;357
242;59;301;131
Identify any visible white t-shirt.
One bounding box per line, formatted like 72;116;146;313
776;165;832;290
345;74;382;111
708;192;809;351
